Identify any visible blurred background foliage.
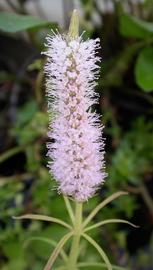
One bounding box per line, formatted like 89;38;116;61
0;0;153;269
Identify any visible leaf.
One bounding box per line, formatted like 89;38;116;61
0;12;55;33
28;59;42;71
44;232;73;270
78;262;128;270
16;100;38;126
0;71;15;82
13;214;72;230
83;191;128;228
135;47;153;92
54;267;66;270
24;236;67;262
119;13;153;39
5;258;27;270
82;233;112;270
0;146;23;164
3;241;23;259
84;219;139;232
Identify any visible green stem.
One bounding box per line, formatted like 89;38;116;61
139;182;153;215
35;64;44;107
67;201;82;270
0;146;23;164
63;196;75;225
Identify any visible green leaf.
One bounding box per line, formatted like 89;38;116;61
0;146;23;164
54;267;66;270
4;259;27;270
84;219;138;232
28;59;42;71
3;241;23;259
44;232;73;270
0;12;54;33
82;233;112;270
16;100;38;126
0;71;15;82
13;214;72;230
83;191;128;228
119;13;153;39
135;47;153;92
24;236;67;262
78;262;128;270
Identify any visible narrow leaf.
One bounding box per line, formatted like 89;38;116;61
0;146;23;163
54;267;66;270
78;262;128;270
13;214;72;230
84;219;139;232
83;191;128;228
24;236;67;262
0;12;56;33
82;233;112;270
44;232;73;270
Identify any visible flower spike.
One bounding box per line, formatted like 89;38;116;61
44;10;106;201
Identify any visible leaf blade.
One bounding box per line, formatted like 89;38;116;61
83;191;128;228
84;219;139;232
44;232;73;270
135;46;153;92
78;262;128;270
13;214;72;230
23;236;68;262
120;13;153;39
82;233;112;270
0;12;55;33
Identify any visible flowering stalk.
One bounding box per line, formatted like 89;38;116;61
43;10;107;268
15;10;138;270
67;201;82;269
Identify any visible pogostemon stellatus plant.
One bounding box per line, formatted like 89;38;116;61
14;10;138;270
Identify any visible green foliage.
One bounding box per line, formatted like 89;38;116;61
0;12;56;33
119;12;153;93
14;192;131;270
119;13;153;39
109;118;153;186
12;109;48;145
135;46;153;91
106;118;153;219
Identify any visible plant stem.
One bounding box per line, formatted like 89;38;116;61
35;64;44;107
67;201;82;270
0;146;23;164
125;183;153;216
139;182;153;215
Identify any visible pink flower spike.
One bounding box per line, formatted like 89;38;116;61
43;30;107;202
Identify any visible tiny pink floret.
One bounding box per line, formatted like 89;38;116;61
44;32;106;201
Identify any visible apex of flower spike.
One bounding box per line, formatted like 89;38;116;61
68;9;79;39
